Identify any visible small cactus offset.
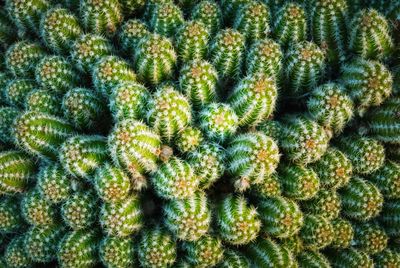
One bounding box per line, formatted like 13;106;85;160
0;107;19;145
216;195;261;245
176;21;210;63
149;2;184;37
352;222;388;255
4;236;32;268
191;0;222;36
327;248;374;268
119;19;150;53
297;251;331;268
218;249;250;268
272;3;307;47
147;84;192;143
99;236;135;268
299;214;334;250
302;189;341;220
184;235;224;267
340;176;383;221
4;79;37;108
59;135;109;179
0;197;25;233
279;165;320;200
369;161;400;199
374;249;400;268
348;9;393;59
164;192;211;241
134;34;177;86
227;132;280;191
174;126;203;154
21;189;57;227
137;227;177;268
258;196;303;238
25;89;62;115
40;7;83;54
330;218;354;248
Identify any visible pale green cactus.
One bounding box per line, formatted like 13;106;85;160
176;21;210;63
175;126;203;154
4;79;36;108
119;19;150;53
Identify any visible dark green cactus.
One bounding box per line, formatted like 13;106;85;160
353;222;388;255
0;196;25;233
331;218;354;249
21;189;57;226
299;214;334;250
0;107;19;145
184;235;224;266
279;165;320;200
25;89;62;116
99;236;135;268
150;2;184;37
302;189;341;220
191;1;222;36
176;21;210;63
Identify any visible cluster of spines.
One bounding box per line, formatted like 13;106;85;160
191;0;222;36
183;235;224;266
37;163;72;204
279;165;320;200
150;2;184;37
99;235;135;268
4;79;37;108
176;21;210;63
302;189;342;220
21;189;57;226
352;222;388;254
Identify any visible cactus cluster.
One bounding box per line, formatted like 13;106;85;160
1;0;400;267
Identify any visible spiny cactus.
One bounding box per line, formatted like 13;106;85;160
330;218;354;248
119;0;146;15
4;236;32;268
341;59;393;115
191;0;222;36
340;176;383;221
369;161;400;199
21;189;57;226
58;229;99;268
327;248;374;268
37;163;73;204
137;227;177;267
150;2;184;37
279;234;304;256
256;120;282;141
217;249;250;268
143;0;173;21
62;87;105;130
379;199;400;237
245;38;282;78
302;190;341;220
307;83;354;134
300;214;334;250
61;190;98;230
175;126;203;154
93;56;137;96
353;222;388;255
0;150;35;194
0;107;19;145
216;195;261;245
71;34;112;73
297;250;331;268
134;34;177;86
280;116;329;165
4;79;36;108
176;21;210;63
5;41;46;77
279;165;320;200
250;173;282;198
119;19;149;53
99;236;135;268
100;194;143;237
258;196;303;238
94;163;131;203
59;135;108;179
184;235;224;267
349;9;393;59
40;7;82;54
336;135;385;174
147;84;192;143
25;89;62;115
210;29;245;80
109;82;150;122
0;197;25;233
80;0;122;36
272;3;307;47
374;249;400;268
35;56;79;94
164;192;211;241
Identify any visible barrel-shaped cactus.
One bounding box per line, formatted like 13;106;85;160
99;236;135;268
379;199;400;237
374;249;400;268
353;222;388;255
37;163;72;204
175;126;203;154
184;235;224;266
176;21;210;63
279;165;320;200
191;0;222;36
256;121;283;142
297;251;331;268
0;107;19;145
218;249;250;268
302;190;341;220
25;89;61;115
119;19;150;52
150;2;184;37
4;236;32;268
0;197;25;233
4;79;36;108
21;189;57;226
330;218;354;248
250;174;282;198
327;248;374;268
369;161;400;199
300;214;334;250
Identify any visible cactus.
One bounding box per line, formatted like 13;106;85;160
94;162;131;203
284;41;325;95
71;34;112;72
280;116;329;165
35;56;79;94
280;235;303;256
210;29;245;80
21;189;57;226
119;19;149;52
330;218;354;248
272;3;307;47
4;79;36;108
151;157;199;200
258;196;303;238
374;249;400;268
191;1;222;36
300;214;334;250
297;251;331;268
220;0;251;22
0;150;35;194
217;249;250;268
134;34;177;86
0;197;25;233
227;132;280;191
184;235;224;266
150;2;184;37
245;237;297;268
5;41;46;77
0;11;16;49
175;126;203;154
349;9;393;59
369;161;400;199
256;120;282;141
59;135;108;179
25;89;62;115
176;21;209;63
0;107;19;145
228;73;278;127
40;7;82;53
341;59;393;115
120;0;146;15
93;56;137;96
340;176;383;221
336;135;385;174
245;38;283;78
327;248;374;268
164;192;211;241
58;229;99;268
137;227;177;267
216;195;261;245
100;195;143;237
379;199;400;237
24;225;65;263
37;163;73;204
4;236;32;268
188;143;225;189
62;88;105;130
279;165;320;200
147;84;192;143
61;190;98;230
199;103;239;143
302;190;341;220
250;173;282;198
307;83;354;133
99;236;135;268
353;222;388;255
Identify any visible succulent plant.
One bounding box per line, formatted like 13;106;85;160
0;107;19;145
99;236;135;268
297;250;331;268
174;126;203;154
302;190;341;220
217;249;250;268
379;199;400;237
300;214;334;250
184;235;224;266
369;161;400;199
191;0;222;36
374;249;400;268
4;79;36;108
216;195;261;245
4;236;32;268
25;89;62;115
220;0;251;22
256;120;283;141
164;192;211;241
279;165;320;200
119;19;150;53
340;176;383;221
21;189;57;226
150;2;184;37
327;248;374;268
176;21;210;63
0;196;25;233
353;222;388;255
250;173;282;198
330;218;354;249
